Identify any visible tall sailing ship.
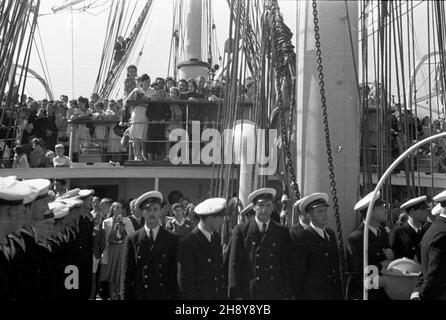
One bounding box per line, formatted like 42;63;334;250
1;0;446;299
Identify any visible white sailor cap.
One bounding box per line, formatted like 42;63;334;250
0;176;33;206
57;188;80;200
299;193;329;213
194;198;227;216
49;202;70;220
400;196;428;211
59;198;83;209
21;179;51;204
432;203;442;216
136;191;163;210
79;189;94;199
248;188;276;204
433;190;446;207
354;191;385;211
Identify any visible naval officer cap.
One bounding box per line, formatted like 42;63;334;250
0;176;33;206
248;188;276;204
299;193;329;213
136;191;163;210
57;188;80;200
354;191;385;212
432;203;442;216
79;189;94;199
49;202;70;220
194;198;227;216
59;198;83;209
400;195;428;211
21;179;51;204
433;190;446;207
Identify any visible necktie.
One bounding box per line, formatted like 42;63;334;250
149;229;154;242
262;223;267;234
323;229;329;241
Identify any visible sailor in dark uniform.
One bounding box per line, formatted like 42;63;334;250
47;201;71;300
128;199;145;231
228;188;291;300
177;198;228;299
20;179;51;299
78;189;95;300
390;196;428;262
290;193;342;300
347;191;394;300
121;191;178;300
411;190;446;300
0;177;35;300
34;208;56;300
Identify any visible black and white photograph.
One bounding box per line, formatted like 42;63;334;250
1;0;446;310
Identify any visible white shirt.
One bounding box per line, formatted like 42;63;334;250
255;216;270;232
310;222;329;240
144;224;160;241
198;223;212;242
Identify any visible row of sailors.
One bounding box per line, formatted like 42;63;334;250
0;177;94;300
1;175;446;300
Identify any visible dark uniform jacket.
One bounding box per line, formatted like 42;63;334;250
20;228;42;299
121;227;178;300
228;219;291;300
177;227;227;299
291;226;342;300
77;211;94;300
6;233;28;300
0;243;10;300
414;215;446;300
390;222;425;261
347;223;390;300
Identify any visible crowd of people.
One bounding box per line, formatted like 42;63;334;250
0;64;257;167
1;174;446;300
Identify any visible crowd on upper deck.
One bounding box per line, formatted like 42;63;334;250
0;64;257;167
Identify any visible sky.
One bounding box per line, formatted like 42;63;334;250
26;0;297;99
25;0;440;118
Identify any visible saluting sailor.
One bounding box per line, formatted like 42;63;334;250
347;191;393;300
390;195;428;262
411;190;446;300
290;193;342;300
228;188;291;300
177;198;228;300
121;191;178;300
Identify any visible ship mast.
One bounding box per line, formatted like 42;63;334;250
295;1;359;239
177;0;210;80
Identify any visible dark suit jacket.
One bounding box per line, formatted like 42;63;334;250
390;222;425;261
177;228;227;300
121;227;178;300
347;223;390;300
228;219;291;300
414;216;446;300
291;226;342;300
0;244;10;300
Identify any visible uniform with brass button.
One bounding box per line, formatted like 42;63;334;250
177;198;228;299
347;191;392;300
411;190;446;300
228;188;291;300
121;191;178;300
291;193;342;300
390;196;428;262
